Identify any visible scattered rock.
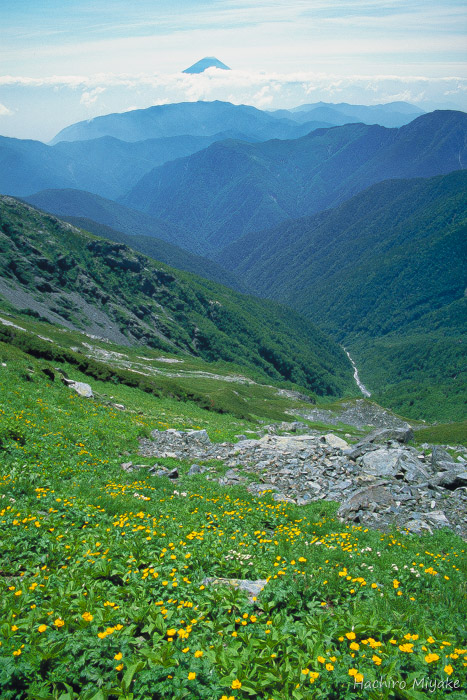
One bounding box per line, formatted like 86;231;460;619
323;433;349;449
337;482;395;521
202;577;268;602
61;377;93;398
188;464;207;476
433;470;467;490
150;466;179;479
365;427;414;444
138;425;467;536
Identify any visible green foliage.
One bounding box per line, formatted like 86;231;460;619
219;171;467;422
0;345;466;699
0;196;354;399
124;110;467;251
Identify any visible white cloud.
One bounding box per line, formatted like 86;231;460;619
1;68;465;141
0;103;13;116
80;86;106;106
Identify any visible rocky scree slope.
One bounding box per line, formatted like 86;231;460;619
138;414;467;537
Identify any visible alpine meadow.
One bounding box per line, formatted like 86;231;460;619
1;2;466;699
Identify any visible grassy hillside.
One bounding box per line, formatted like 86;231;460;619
122;111;467;253
0;196;353;399
0;321;465;699
216;172;467;422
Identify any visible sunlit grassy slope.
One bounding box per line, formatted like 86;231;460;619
0;316;466;699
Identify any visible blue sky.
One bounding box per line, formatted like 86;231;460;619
1;0;466;140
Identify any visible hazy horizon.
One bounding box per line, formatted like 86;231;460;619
1;0;466;141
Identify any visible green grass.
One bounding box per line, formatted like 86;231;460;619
0;328;466;699
413;421;467;448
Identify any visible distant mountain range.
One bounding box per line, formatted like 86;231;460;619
122;110;467;252
271;100;425;128
0;130;259;199
1;97;466;422
50;100;330;145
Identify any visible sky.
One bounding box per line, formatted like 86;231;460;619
1;0;466;141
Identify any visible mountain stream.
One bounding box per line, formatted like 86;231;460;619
343;348;371;397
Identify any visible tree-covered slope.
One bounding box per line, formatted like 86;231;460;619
53;215;246;292
122;110;467;253
23;188;201;254
0;132;248;200
0;196;353;397
220;171;467;336
216;171;467;420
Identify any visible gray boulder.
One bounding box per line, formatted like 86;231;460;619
365;427;414;444
62;377;93;398
337;482;396;520
432;470;467;490
323;433;349;449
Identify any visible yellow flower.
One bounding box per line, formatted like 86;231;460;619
194;650;203;658
393;579;400;588
167;628;177;636
13;649;21;657
350;642;360;651
11;625;18;632
231;680;242;689
114;652;123;661
309;672;319;683
182;647;190;653
427;636;435;644
444;665;453;676
54;618;65;628
399;643;414;653
188;672;196;680
325;663;334;671
355;673;364;683
368;639;382;649
425;653;440;663
231;631;238;637
301;668;309;675
372;655;382;665
348;669;358;677
82;612;93;622
14;590;22;597
38;624;47;633
346;632;356;640
115;663;124;671
317;656;326;664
